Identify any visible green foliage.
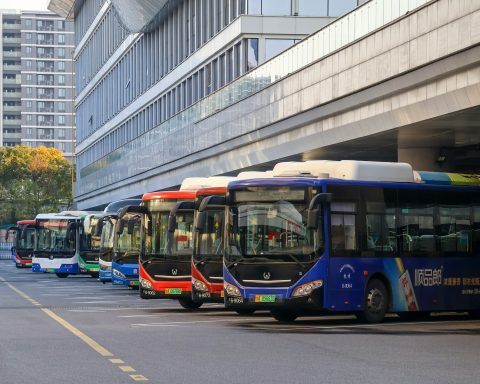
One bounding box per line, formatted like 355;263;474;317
0;146;73;224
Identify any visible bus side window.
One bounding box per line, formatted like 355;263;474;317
473;207;480;253
331;202;357;255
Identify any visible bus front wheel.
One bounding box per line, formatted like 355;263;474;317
357;279;388;323
178;298;202;310
56;273;69;278
271;309;298;322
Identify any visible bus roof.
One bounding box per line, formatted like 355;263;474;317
142;191;197;201
228;177;480;191
104;199;142;213
35;212;85;221
196;187;227;197
17;219;35;225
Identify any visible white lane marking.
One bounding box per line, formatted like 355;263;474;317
74;301;117;304
131;319;243;327
68;309;106;313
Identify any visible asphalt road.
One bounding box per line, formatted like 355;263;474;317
1;260;479;384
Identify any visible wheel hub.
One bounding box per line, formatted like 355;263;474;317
367;288;384;313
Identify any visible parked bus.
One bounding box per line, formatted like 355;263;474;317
97;199;142;283
111;206;144;288
191;173;268;310
78;213;102;277
219;160;480;322
6;220;36;268
32;211;100;278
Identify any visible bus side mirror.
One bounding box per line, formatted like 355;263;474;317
307;193;332;229
147;221;152;236
168;214;176;233
307;209;320;229
95;220;104;237
127;219;136;235
66;222;76;242
196;211;207;232
117;219;125;235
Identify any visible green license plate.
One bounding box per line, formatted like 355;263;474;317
165;288;182;295
254;295;276;303
130;280;139;286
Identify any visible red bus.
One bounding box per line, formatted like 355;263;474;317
139;191;198;308
191;187;228;304
8;219;36;268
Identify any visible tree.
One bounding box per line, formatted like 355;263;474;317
0;146;73;224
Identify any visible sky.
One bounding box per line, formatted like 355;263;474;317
0;0;50;11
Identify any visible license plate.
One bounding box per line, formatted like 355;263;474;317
254;295;276;303
165;288;182;295
130;280;139;286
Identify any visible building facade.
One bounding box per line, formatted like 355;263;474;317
50;0;480;209
51;0;363;208
0;10;75;159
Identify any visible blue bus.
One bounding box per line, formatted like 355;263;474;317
111;206;143;289
97;199;141;283
220;161;480;322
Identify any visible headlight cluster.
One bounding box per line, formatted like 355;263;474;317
192;278;208;292
112;269;126;278
140;278;152;289
224;281;241;297
291;280;323;297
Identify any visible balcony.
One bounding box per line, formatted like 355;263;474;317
2;51;21;58
3;92;21;99
37;25;54;31
3;37;21;44
3;119;21;127
38;93;55;99
37;53;54;59
38;108;54;113
37;39;55;45
3;132;22;140
38;80;54;86
38;66;55;73
3;65;21;71
3;78;21;85
38;120;54;126
2;23;21;30
3;105;22;112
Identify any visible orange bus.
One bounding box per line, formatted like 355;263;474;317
7;219;36;268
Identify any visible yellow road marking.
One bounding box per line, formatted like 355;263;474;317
110;359;125;364
119;366;136;372
1;274;148;381
41;308;113;357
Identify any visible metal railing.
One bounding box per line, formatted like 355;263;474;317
0;242;14;261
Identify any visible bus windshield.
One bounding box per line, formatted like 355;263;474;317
145;210;194;259
18;227;35;250
226;200;323;264
36;219;75;254
115;218;141;258
99;217;116;260
80;217;101;252
194;209;224;260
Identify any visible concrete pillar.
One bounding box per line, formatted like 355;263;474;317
397;147;455;172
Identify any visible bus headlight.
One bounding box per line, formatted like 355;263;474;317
224;281;241;297
140;278;152;289
192;278;208;292
113;269;126;278
291;280;323;297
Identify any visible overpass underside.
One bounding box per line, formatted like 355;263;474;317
76;0;480;209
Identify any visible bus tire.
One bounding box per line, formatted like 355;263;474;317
15;263;22;269
357;279;388;323
271;309;298;322
90;272;99;278
178;298;202;310
56;273;69;278
235;309;255;315
130;285;139;290
139;287;150;299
